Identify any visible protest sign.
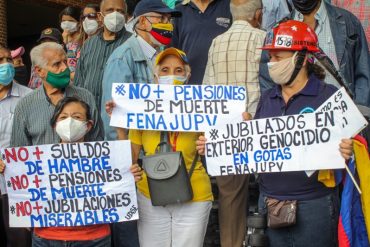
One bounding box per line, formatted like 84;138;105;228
205;111;346;176
317;87;368;137
303;87;368;177
110;83;246;132
1;141;138;227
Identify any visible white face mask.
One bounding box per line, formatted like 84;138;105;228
157;75;188;85
267;52;298;85
61;21;78;33
103;11;125;33
55;117;88;142
83;18;99;35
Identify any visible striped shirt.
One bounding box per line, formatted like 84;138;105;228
10;85;104;147
74;29;132;110
0;81;32;194
203;20;266;117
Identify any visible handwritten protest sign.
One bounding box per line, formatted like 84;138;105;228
205;111;346;176
317;87;368;137
1;141;138;227
110;83;246;132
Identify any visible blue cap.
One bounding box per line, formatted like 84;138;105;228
133;0;182;18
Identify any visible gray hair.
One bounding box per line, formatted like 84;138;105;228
230;0;262;21
30;42;65;68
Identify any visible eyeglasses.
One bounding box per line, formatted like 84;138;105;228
81;13;98;20
144;15;173;24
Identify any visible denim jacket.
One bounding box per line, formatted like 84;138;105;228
101;35;154;140
259;2;370;107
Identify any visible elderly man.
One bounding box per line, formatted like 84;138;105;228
11;42;103;146
203;0;265;246
0;45;32;247
101;0;181;140
74;0;132;111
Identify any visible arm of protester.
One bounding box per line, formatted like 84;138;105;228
0;159;5;173
339;138;353;161
101;54;134;140
130;163;143;182
196;136;207;156
352;18;370;107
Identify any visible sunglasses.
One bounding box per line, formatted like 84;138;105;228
81;13;98;20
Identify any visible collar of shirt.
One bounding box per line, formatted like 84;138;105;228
294;0;327;26
269;74;321;99
41;84;66;105
98;27;126;43
136;35;157;61
231;20;253;29
0;81;20;101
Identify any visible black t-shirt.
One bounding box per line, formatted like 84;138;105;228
172;0;232;85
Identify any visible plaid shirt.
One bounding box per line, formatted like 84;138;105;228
332;0;370;50
203;20;266;117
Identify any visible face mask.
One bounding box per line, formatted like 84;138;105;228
268;52;297;85
55;117;88;142
150;23;174;46
61;21;78;33
14;65;28;85
83;18;99;35
157;75;188;85
104;11;125;33
0;63;15;86
292;0;320;15
46;67;71;89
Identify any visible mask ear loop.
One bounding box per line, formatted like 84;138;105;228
285;49;307;86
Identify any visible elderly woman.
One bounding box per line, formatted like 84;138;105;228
197;20;354;247
108;48;213;247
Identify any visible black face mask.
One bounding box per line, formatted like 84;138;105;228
293;0;320;15
14;65;28;87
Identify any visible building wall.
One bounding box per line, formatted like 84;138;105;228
0;0;7;46
48;0;100;7
0;0;100;46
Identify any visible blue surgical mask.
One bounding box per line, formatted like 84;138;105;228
0;63;15;86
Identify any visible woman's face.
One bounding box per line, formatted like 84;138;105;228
158;55;186;77
56;102;88;123
269;50;295;62
61;14;78;23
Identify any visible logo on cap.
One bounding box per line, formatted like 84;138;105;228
44;28;53;35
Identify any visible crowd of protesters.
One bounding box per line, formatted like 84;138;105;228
0;0;369;246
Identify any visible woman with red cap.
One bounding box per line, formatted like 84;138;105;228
197;20;353;247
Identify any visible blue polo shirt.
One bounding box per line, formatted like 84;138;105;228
172;0;231;85
255;75;339;200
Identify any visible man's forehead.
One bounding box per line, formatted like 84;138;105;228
102;0;125;10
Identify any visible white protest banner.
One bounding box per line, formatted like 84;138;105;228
1;141;138;227
110;83;246;132
205;111;345;176
317;87;368;137
305;88;368;177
